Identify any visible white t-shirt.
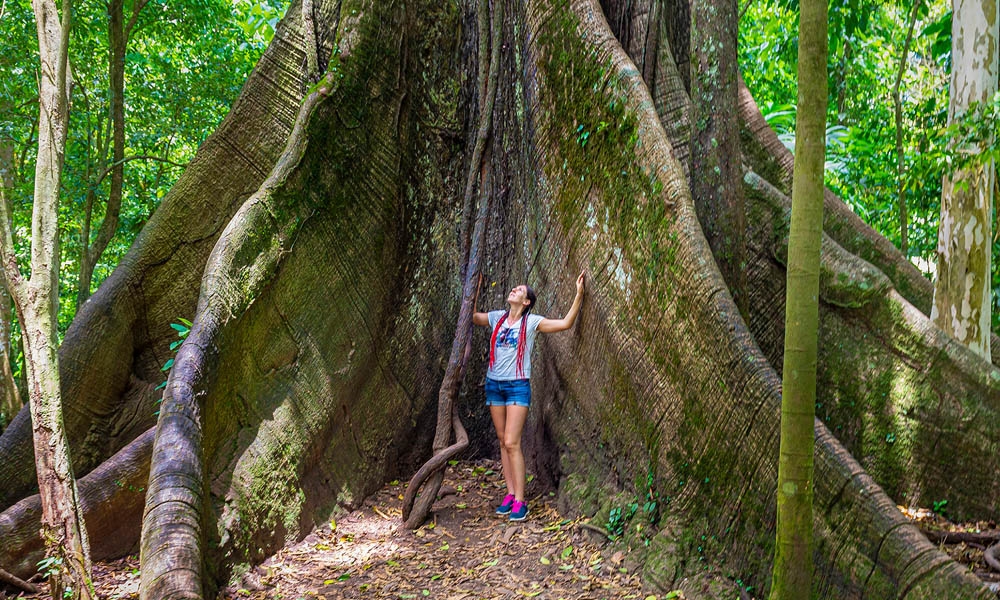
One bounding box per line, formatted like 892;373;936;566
487;310;545;380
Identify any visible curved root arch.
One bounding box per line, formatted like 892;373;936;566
139;6;380;597
521;0;992;596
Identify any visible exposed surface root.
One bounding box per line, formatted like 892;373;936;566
0;567;39;594
14;461;655;600
401;0;504;529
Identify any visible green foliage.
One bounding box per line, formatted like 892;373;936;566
747;0;1000;333
606;502;638;538
740;0;1000;330
932;498;948;515
154;317;191;413
0;0;285;336
932;92;1000;173
36;555;64;579
37;555;76;597
604;471;662;541
156;317;191;390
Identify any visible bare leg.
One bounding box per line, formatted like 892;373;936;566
503;405;530;501
489;405;513;494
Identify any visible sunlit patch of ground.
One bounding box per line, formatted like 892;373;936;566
12;460;661;600
222;459;651;599
11;467;1000;598
899;504;1000;590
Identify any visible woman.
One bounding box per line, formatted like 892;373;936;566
473;272;585;521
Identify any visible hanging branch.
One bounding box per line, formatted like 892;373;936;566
402;0;503;529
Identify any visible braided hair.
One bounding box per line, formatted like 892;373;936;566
488;285;537;379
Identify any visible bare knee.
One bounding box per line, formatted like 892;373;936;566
502;436;522;453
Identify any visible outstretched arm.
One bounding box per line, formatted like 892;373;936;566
537;272;585;333
472;274;490;326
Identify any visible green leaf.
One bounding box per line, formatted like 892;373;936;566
560;546;573;559
161;358;174;371
539;556;551;565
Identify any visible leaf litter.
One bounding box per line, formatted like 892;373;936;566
24;459;655;600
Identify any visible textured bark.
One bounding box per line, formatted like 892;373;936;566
402;0;501;530
0;428;151;578
770;0;826;593
301;0;318;80
0;0;999;598
139;1;463;595
930;0;998;360
0;0;330;511
0;0;95;596
0;285;19;431
689;0;746;313
739;76;1000;369
0;143;22;431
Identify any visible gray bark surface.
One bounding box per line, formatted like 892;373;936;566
0;0;998;598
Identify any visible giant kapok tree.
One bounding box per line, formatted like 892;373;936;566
0;0;998;598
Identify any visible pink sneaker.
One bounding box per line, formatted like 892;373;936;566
495;494;515;515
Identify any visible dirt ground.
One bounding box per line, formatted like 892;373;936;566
9;459;1000;599
12;459;667;600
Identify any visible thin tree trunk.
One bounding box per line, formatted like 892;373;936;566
689;0;745;313
0;143;22;430
834;38;850;125
930;0;998;360
76;0;126;308
769;0;827;593
0;0;94;596
893;0;921;257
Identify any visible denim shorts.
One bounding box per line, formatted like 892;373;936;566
485;377;531;408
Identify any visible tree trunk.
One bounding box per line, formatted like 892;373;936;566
76;0;127;309
402;0;502;530
0;143;23;431
20;303;93;600
0;0;96;596
0;0;998;598
689;0;746;313
769;0;826;593
930;0;998;360
893;0;921;257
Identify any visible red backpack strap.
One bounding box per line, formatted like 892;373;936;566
515;313;529;378
489;311;508;369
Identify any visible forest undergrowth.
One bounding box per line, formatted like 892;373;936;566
7;459;1000;599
